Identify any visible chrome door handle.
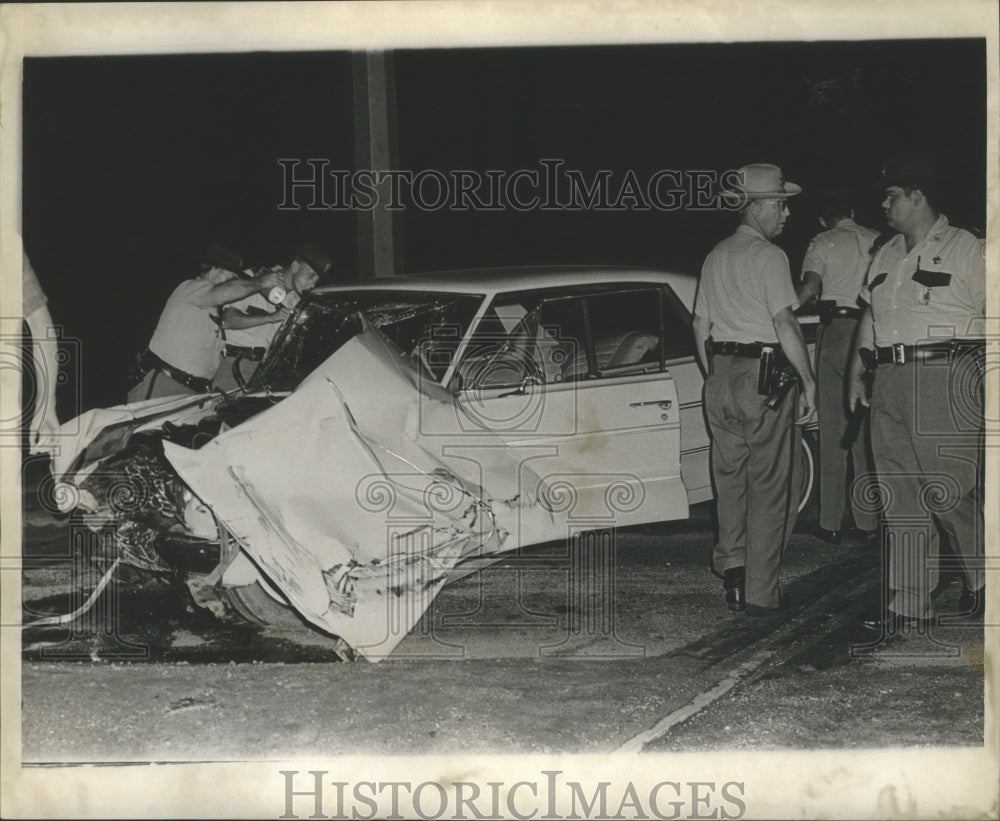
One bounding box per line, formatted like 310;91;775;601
629;399;672;409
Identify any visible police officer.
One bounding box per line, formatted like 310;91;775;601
126;244;281;402
212;241;332;392
694;163;817;613
799;190;879;543
848;152;986;631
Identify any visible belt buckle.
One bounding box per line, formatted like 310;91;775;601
892;343;906;364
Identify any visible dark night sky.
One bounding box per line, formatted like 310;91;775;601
22;39;986;413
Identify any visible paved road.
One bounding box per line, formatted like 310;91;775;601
14;453;987;762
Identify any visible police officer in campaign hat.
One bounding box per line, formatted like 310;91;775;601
694;163;817;613
212;241;333;392
126;243;282;402
848;151;986;632
799;189;880;543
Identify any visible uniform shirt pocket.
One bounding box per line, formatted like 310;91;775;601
911;269;952;287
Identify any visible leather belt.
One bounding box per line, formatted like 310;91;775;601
830;306;862;320
873;341;984;366
224;344;267;361
709;341;777;358
134;349;212;392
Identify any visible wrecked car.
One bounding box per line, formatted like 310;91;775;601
50;267;816;660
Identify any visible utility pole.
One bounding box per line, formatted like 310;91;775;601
352;51;402;278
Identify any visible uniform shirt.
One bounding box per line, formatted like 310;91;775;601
224;292;280;349
148;278;225;378
860;215;985;347
695;224;799;345
801;218;879;308
23;252;48;316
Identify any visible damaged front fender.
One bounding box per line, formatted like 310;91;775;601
163;322;568;660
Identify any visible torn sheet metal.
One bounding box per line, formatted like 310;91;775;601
50;393;223;503
164;322;567;660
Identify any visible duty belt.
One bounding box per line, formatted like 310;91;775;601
132;349;212;393
224;344;267;361
830;306;862;321
705;339;795;407
709;340;775;358
872;340;985;366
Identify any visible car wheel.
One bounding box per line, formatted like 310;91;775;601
796;429;817;515
220;582;356;659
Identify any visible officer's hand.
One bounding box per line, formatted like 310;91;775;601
847;372;870;411
796;382;817;426
257;270;284;290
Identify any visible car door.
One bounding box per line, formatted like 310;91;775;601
451;285;688;529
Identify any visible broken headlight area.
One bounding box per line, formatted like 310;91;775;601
75;422;227;573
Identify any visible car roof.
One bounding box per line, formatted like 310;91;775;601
312;265;697;309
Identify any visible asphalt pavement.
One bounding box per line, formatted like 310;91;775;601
14;453;989;762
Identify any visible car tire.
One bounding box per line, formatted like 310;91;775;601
796;429;818;516
220;582;356;659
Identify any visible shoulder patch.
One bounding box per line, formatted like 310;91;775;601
868;273;888;291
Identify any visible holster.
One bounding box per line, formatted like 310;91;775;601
759;348;796;410
704;337;714;376
858;347;876;374
757;346;792;397
816;300;836;326
851;347;877;411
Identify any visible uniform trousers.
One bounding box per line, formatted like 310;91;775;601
211;355;260;393
815;318;878;532
869;359;984;619
705;355;801;609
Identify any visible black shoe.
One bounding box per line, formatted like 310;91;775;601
862;611;932;633
815;527;842;544
723;567;745;612
957;586;985;619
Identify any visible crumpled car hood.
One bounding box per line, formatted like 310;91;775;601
163;322;567;660
51;393;225;496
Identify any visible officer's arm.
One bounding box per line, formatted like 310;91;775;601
221;306;287;330
773;307;816;423
847;304;874;410
692;314;712;375
196;270;281;308
772;307;814;387
24;301;61;452
797;271;822;304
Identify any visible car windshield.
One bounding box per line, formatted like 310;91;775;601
247;289;485;392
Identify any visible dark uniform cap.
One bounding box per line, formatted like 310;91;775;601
817;188;855;221
201;242;246;275
292;241;333;278
879;151;944;188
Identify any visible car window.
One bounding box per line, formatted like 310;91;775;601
249;290;483;392
560;289;662;381
457;285;686;390
661;285;694;362
457;295;546;390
